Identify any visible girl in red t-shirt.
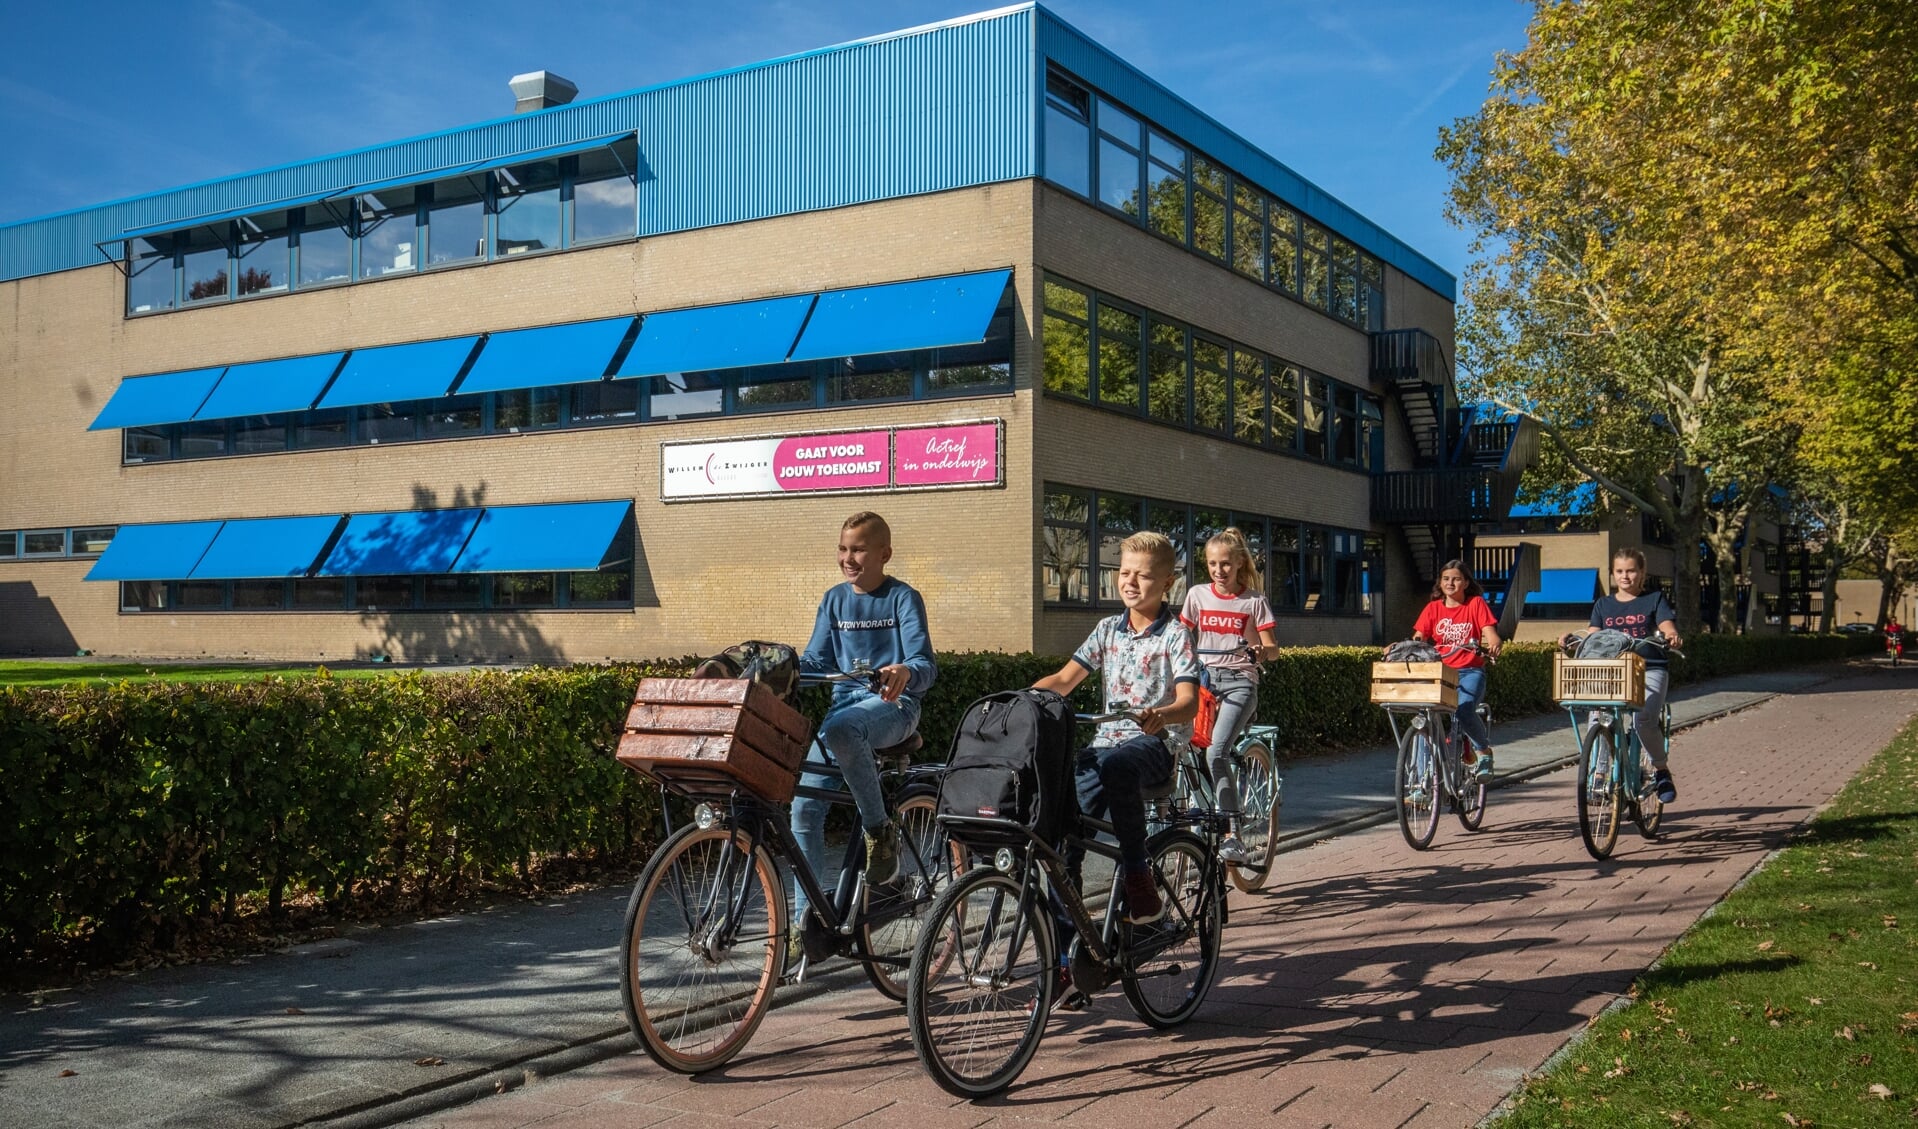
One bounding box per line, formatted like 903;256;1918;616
1410;560;1503;776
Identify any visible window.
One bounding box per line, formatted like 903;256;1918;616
825;354;913;404
1191;508;1228;589
1231;183;1264;281
425;175;486;267
358;402;418;445
646;372;722;420
1146;133;1187;243
423;394;484;439
1191;158;1227;261
1271;364;1300;451
1146;319;1188;425
126;234;177;314
421;575;484;608
356;188;419;279
121;581;168;611
234;211;291;297
571;141;638;245
494;573;556;608
1192;338;1228;433
1094;303;1143;412
1333;386;1360;465
1041;488;1092;605
180;225;230;304
1301;528;1326;611
1231;349;1267;446
1095;99;1145;217
233;414;289;455
1268;207;1300;295
733;364;814;413
178;419;229;459
1331;237;1360;322
292;578;347;610
1147;502;1191;604
1300;374;1328;459
1042;280;1092;400
22;530;65;557
177;581;226;609
928;288;1015;396
1269;524;1301;611
125;426;171;462
295;207;351;289
355;577;414;610
232;580;287;610
1331;531;1364;614
1095;493;1141;604
496;387;564;431
294;408;351;449
567;568;633;606
1043;71;1092;196
1301;223;1330;312
0;532;20;559
494;160;562;256
1361;256;1385;331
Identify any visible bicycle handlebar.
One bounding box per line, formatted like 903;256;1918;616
798;665;885;689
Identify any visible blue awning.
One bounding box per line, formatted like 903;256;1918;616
317;337;481;409
193;353;345;420
189;515;345;579
615;295;815;379
88;366;228;431
786;269;1012;363
1526;568;1601;604
84;521;225;581
457;317;636;395
316;508;484;576
449;500;632;573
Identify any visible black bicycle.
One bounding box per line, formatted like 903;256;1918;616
619;668;961;1073
904;706;1227;1098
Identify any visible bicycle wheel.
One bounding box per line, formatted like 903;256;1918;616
861;790;965;1001
1396;725;1441;850
1576;722;1622;860
1455;745;1488;833
1633;739;1665;838
1122;830;1222;1028
906;866;1053;1099
1228;740;1280;891
621;824;785;1073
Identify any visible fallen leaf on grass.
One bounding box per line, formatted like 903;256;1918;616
413;1057;445;1067
1781;1114;1814;1127
1808;998;1824;1006
1837;1027;1856;1041
1757;940;1775;952
1859;961;1879;970
1884;915;1899;929
1666;1112;1693;1125
1620;1028;1634;1041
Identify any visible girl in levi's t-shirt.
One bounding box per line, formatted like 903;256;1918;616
1410;559;1503;777
1178;527;1278;865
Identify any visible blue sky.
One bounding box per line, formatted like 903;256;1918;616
0;0;1531;279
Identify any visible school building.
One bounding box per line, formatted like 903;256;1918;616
0;5;1536;663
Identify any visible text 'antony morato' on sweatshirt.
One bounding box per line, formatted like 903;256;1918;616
798;577;937;702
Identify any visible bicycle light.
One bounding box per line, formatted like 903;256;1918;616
693;803;718;829
994;848;1016;873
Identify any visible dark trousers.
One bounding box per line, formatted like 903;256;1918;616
1054;734;1173;954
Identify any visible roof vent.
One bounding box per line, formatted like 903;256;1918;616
509;71;579;113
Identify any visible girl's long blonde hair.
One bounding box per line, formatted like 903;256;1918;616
1206;527;1263;595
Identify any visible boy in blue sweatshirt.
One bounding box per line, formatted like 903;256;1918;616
790;512;937;955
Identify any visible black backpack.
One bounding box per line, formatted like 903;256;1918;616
1383;639;1440;663
1572;629;1635;659
936;689;1078;847
691;640;801;705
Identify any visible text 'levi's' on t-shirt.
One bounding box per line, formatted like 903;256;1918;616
1180;583;1276;679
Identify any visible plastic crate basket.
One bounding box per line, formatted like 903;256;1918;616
1369;661;1460;709
1552;653;1647;707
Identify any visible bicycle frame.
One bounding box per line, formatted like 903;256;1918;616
1382;704;1468;800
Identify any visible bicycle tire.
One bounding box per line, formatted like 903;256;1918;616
1455;749;1488;832
906;866;1053;1099
861;790;965;1001
1577;721;1622;860
1396;724;1441;850
620;823;785;1073
1228;740;1280;891
1122;830;1222;1028
1632;737;1665;838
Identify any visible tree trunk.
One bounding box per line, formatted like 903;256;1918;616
1668;480;1707;639
1703;506;1751;636
1819;565;1844;633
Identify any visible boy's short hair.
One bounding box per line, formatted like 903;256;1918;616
842;511;891;544
1118;530;1176;574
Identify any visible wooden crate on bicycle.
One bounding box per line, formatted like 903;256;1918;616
616;678;811;803
1552;653;1646;706
1369;661;1460;708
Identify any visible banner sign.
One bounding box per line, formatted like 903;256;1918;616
662;419;1003;501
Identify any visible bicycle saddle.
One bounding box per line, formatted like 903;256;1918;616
874;733;924;766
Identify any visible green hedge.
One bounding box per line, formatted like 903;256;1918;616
0;633;1877;958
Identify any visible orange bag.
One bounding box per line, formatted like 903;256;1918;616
1189;684;1220;750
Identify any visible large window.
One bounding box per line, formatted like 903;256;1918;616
1042;66;1387;329
0;526;115;561
493;160;562;257
1041;487;1091;604
121;568;635;614
357;188;419;280
571;141;639;244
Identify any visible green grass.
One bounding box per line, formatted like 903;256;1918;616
0;660;392;687
1498;716;1918;1126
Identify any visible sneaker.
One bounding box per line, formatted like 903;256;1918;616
1032;966;1088;1016
1121;868;1165;925
1653;769;1676;804
785;926;808;973
863;822;899;886
1218;835;1250;865
1473;751;1495;780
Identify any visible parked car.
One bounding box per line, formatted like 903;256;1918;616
1837;623;1877;635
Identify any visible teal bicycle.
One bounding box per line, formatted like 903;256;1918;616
1557;636;1680;860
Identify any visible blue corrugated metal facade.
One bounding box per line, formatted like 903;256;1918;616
0;3;1452;300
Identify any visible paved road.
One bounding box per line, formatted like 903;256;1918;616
1;664;1905;1129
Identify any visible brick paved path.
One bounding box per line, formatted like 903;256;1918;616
400;672;1918;1129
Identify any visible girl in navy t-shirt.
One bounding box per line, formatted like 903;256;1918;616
1560;547;1683;803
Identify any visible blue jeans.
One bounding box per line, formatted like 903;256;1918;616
789;691;920;921
1055;734;1174;951
1453;667;1493;753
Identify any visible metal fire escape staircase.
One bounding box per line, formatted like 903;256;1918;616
1369;329;1541;637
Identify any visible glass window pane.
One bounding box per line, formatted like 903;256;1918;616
1096;99;1142;146
426;176;486;267
1147;158;1186;242
1150;131;1185;168
71;527;115;555
1193;339;1228;432
358;402;417;445
354;577;414;610
292;577;347;609
178;581;226;609
231;580;286;610
1044;278;1089;319
1301;385;1326;459
494;386;563;431
647;372;723;420
1042;522;1090;604
1269;231;1299;294
1044;488;1089;523
1046;71;1090;118
1044;104;1091;196
126;235;177;314
178;419;229;458
355;187;419;279
928;359;1009;395
295;408;350;449
424;394;484;438
1332;236;1358;265
1147;503;1191;604
568;568;632;605
23;530;66;557
234;211;290;297
121;580;169;611
1192;188;1225;261
1271;365;1299;448
180;225;230;304
1043;306;1091;400
494;573;556;608
1097;138;1142;216
1334;408;1357;463
1147;321;1188;425
1193;157;1226;195
571;379;641;424
494;160;561;256
421;575;484;608
825;355;913;404
571;141;638;244
1233;205;1264;280
296;209;351;288
125;426;172;463
233;414;289;455
1096;493;1141;603
1095;305;1143;412
733;364;814;412
1333;270;1360;322
0;533;18;560
1232;351;1266;444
